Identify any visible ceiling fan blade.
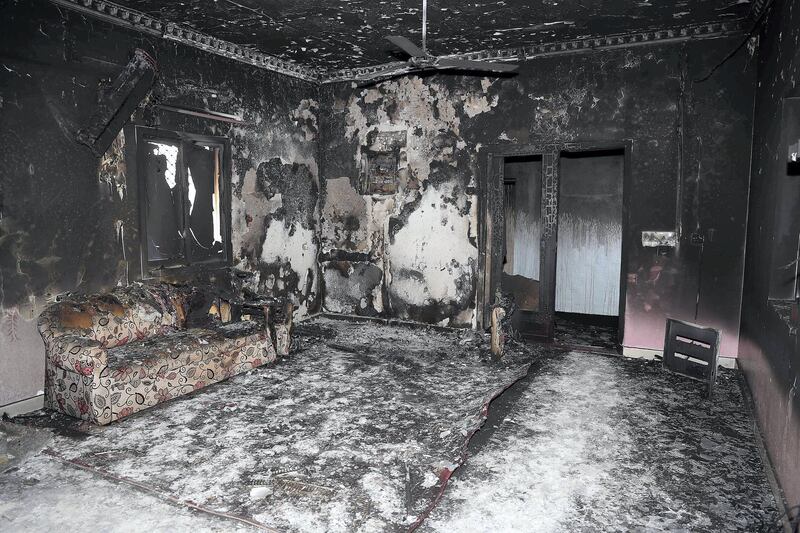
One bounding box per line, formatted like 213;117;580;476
386;35;427;58
436;58;519;73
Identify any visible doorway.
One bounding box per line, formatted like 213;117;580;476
554;148;624;352
479;141;629;345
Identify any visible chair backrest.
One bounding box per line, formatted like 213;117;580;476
38;283;187;349
663;318;721;396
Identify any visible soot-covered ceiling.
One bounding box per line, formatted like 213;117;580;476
110;0;752;70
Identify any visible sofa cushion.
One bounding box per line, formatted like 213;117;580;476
106;329;221;373
208;320;264;339
105;321;267;376
39;283;186;349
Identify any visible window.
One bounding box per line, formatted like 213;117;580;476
136;127;231;270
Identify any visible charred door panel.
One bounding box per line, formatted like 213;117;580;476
502;155;543;312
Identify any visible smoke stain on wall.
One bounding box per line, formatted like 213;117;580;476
322;75;503;326
321;40;754;348
738;0;800;508
0;2;321;405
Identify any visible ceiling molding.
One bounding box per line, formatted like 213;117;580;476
48;0;320;82
750;0;771;20
323;19;749;84
48;0;748;86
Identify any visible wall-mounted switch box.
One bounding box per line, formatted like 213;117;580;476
359;130;407;195
642;231;677;248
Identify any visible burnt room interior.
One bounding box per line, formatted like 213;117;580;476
1;0;799;530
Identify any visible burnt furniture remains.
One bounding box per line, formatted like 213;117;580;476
662;318;721;396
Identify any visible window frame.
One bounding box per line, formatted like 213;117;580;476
135;126;233;273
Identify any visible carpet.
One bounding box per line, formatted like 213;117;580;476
423;350;780;532
2;317;534;532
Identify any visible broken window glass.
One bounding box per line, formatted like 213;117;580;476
143;141;184;262
185;142;225;262
138;130;229;269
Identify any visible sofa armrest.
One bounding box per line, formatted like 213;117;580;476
45;335;107;375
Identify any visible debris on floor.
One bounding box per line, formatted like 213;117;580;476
0;320;783;532
424;351;780;532
2;317;536;532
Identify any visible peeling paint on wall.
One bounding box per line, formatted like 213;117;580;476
321;74;504;326
386;182;477;327
292;98;319;142
322;261;383;315
230;150;320;317
321;177;369;252
322;39;754;345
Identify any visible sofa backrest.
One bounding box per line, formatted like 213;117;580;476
38;283;188;349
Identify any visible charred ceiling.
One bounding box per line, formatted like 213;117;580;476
52;0;753;75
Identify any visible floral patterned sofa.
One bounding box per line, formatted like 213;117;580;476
38;282;278;425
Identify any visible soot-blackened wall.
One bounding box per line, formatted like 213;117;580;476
0;1;319;407
320;38;754;355
739;0;800;508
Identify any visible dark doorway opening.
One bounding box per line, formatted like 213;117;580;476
554;312;619;353
555;148;624;351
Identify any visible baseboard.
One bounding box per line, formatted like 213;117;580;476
0;394;44;418
319;312;464;332
737;372;793;532
295;312;322;323
622;346;737;369
621;346;662;360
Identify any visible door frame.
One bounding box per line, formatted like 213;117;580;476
478;143;560;338
558;140;632;345
477;140;632;344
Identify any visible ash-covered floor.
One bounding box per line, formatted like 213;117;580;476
424;351;780;532
0;317;782;532
554;312;619;354
0;317;534;532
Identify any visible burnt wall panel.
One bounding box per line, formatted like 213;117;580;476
684;38;756;357
0;1;319;407
768;98;800;299
320;38;754;351
739;0;800;508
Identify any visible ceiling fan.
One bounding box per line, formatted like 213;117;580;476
358;0;519;82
